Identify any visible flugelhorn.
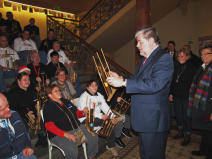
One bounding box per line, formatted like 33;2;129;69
92;49;116;101
85;98;95;136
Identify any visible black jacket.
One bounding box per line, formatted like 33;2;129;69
170;60;197;99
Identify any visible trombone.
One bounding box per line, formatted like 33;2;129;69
92;49;116;102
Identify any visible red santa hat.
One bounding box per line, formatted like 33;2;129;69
18;66;31;73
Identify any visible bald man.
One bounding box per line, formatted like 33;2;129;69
0;93;37;159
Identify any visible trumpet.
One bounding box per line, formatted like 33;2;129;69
92;49;116;102
85;98;95;136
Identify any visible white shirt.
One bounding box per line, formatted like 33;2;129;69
78;91;115;123
47;49;71;64
0;119;15;134
0;47;20;68
14;37;37;52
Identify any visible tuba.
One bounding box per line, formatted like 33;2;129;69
85;98;95;136
92;49;116;102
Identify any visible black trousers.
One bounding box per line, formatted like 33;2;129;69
199;130;212;159
138;131;168;159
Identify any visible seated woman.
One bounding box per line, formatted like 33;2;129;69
43;84;98;159
52;68;77;100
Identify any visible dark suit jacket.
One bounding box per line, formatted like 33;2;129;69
126;47;174;132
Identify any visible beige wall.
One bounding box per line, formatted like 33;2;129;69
154;0;212;55
0;7;47;40
112;39;136;73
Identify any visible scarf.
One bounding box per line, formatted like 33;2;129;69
188;64;212;115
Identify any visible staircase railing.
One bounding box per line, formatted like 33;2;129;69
79;0;131;39
47;17;131;76
48;0;132;40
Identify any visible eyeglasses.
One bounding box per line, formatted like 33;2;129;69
201;53;212;56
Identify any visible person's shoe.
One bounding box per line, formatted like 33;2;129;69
191;150;206;156
115;138;126;148
181;135;191;146
173;130;184;139
122;128;132;138
106;145;118;157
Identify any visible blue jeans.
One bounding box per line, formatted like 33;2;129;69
38;50;47;64
6;152;37;159
17;51;33;66
0;70;17;92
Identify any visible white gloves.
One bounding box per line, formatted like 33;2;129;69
106;71;127;87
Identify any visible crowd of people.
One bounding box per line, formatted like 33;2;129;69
0;11;132;159
0;11;212;159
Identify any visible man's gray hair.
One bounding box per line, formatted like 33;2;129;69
135;26;160;44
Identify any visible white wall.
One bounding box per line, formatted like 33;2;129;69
154;0;212;55
112;39;136;73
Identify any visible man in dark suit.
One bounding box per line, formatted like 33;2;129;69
107;26;174;159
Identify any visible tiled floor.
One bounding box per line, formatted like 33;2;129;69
33;129;205;159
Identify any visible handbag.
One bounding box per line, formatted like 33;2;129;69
55;102;87;146
74;128;87;146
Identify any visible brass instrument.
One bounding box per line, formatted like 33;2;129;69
92;49;116;102
25;96;41;135
85;98;95;136
34;96;41;134
38;75;48;103
1;49;16;70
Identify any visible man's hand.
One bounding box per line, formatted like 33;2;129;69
46;79;50;86
107;76;126;87
117;97;122;103
102;114;109;120
22;147;34;157
36;77;42;82
169;95;173;102
27;111;35;120
64;132;76;142
83;107;88;115
210;114;212;121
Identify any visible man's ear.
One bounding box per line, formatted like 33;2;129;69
48;93;52;98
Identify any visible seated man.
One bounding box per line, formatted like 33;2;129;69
0;93;37;159
0;34;19;92
78;80;126;157
14;29;37;65
27;50;49;88
46;51;68;81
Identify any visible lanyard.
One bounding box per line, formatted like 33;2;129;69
33;64;40;77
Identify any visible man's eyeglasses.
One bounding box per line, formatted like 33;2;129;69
201;53;212;56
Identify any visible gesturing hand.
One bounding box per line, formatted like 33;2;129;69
64;132;76;142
